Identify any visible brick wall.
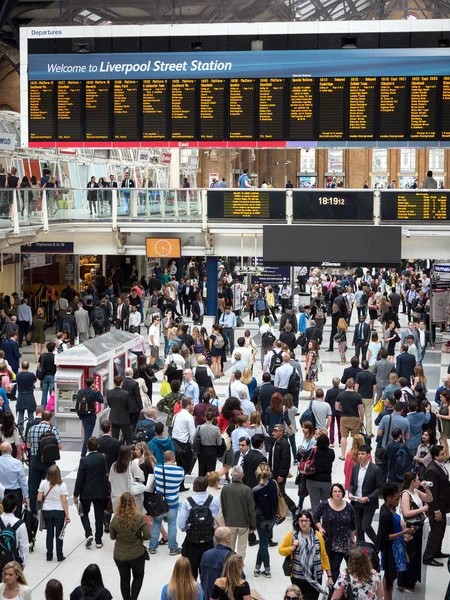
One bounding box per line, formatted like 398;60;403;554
0;63;19;112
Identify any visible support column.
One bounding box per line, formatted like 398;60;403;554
169;149;181;188
206;256;218;318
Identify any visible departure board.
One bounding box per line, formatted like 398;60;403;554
85;81;111;140
200;79;226;140
56;81;82;141
259;78;285;140
289;78;315;140
142;80;168;140
348;77;376;139
207;189;286;219
410;76;438;139
28;74;450;144
380;191;450;221
318;78;345;139
379;77;407;139
229;79;256;140
171;79;196;139
114;80;139;141
29;81;54;140
441;77;450;138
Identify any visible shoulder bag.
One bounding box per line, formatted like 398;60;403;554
128;464;145;496
282;533;295;576
375;414;392;465
37;484;54;531
143;465;169;518
299;446;317;476
401;491;426;527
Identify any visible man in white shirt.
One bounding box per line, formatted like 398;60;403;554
274;353;294;392
171;397;195;491
232;338;252;369
279;284;292;313
163;346;186;376
129;305;141;334
263;341;283;382
229;370;250;402
259;317;276;367
0;493;29;568
148;314;160;359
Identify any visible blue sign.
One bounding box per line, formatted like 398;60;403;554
21;242;74;253
253;259;290;286
28;48;450;81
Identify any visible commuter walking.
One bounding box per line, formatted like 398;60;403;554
37;465;70;562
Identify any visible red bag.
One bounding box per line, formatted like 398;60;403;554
299;447;317;476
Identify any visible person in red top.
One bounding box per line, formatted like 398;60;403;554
217;400;242;482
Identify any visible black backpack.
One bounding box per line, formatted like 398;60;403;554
76;389;94;416
262;331;276;349
194;366;213;395
269;351;283;375
185;495;215;543
93;308;105;326
131;419;155;444
62;316;73;335
38;426;60;463
0;519;22;567
394;447;414;481
299;401;316;429
288;369;301;394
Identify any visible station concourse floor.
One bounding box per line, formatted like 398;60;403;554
14;303;450;600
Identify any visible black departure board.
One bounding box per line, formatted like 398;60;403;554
56;81;82;141
289;78;315;140
207;189;285;220
379;77;407;140
85;80;111;141
29;81;55;140
171;79;196;139
293;190;374;221
229;79;256;140
380;191;450;221
441;76;450;138
114;80;139;141
259;78;285;140
348;77;376;139
410;76;438;139
142;80;168;139
28;74;450;143
200;79;226;140
318;78;345;139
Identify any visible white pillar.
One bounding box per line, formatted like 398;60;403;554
169;149;180;188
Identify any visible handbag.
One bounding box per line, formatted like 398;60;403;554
143;465;169;518
402;491;426;527
192;427;201;455
373;398;384;413
282;555;293;577
129;467;145;496
303;381;316;392
299;446;317;475
275;482;288;524
37;485;54;531
374;414;392;465
36;367;46;381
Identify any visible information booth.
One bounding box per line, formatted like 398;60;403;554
54;330;140;440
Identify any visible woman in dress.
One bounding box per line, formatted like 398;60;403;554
413;428;436;480
384;321;399;363
161;556;203;600
0;562;31;600
314;483;356;583
397;472;433;593
211;555;251;600
368;292;378;330
436;390;450;459
31;307;46;363
331;547;383;600
209;323;224;378
377;482;415;600
243;329;257;370
252;463;278;578
37;465;70;562
279;510;332;600
109;445;144;513
304;341;319;400
334;318;348;366
191;326;205;367
70;564;112;600
110;492;150;600
242;367;257;399
296;421;316;510
412;365;427;395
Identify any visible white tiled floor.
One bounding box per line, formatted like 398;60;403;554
17;304;450;600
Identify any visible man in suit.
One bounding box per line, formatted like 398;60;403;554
396;344;416;380
2;332;21;374
120;172;135;188
106;375;133;444
251;373;277;414
97;420;121;469
122;367;142;428
269;425;296;514
348;444;384;545
423;444;450;566
74;437;109;548
243;434;266;491
304;320;321;345
352;314;371;360
108;175;118;188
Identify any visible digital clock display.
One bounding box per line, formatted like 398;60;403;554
293;190;373;221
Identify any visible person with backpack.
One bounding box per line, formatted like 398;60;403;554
90;301;106;337
132;407;157;445
259;316;276;368
37;465;70;561
177;475;220;579
0;493;29;569
209;324;225;378
57;307;78;345
385;428;407;483
157;379;184;431
263;340;283;383
26;410;63;514
76;378;104;457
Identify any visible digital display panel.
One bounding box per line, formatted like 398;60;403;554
57;80;82;141
113;80;139;141
207;190;285;220
381;191;450;221
85;80;111;141
29;81;55;140
26;74;450;143
293;191;374;221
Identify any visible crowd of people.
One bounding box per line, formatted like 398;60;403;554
0;260;448;600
